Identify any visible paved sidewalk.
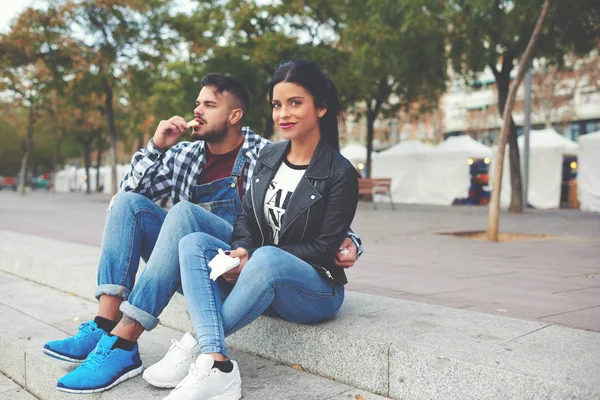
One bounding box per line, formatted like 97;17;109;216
1;191;599;331
0;373;36;400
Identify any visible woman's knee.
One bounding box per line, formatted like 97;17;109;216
240;246;283;281
249;246;282;263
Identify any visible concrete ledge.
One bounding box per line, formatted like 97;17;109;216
1;230;599;399
0;272;391;400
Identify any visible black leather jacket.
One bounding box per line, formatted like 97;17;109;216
231;139;359;284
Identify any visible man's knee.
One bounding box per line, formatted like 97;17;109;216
169;200;196;215
109;191;150;213
178;232;214;255
179;232;215;271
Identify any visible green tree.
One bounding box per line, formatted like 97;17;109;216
328;0;447;177
62;0;176;194
0;103;27;176
447;0;600;212
168;0;357;139
0;6;72;194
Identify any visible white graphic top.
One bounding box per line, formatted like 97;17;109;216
264;159;307;244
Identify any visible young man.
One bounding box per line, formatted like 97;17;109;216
43;74;362;394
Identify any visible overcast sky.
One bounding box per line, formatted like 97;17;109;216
0;0;198;33
0;0;35;33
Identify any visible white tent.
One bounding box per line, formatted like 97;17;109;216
499;128;579;209
432;135;493;158
340;143;367;167
377;140;431;156
417;136;492;205
101;164;132;194
76;167;100;192
53;164;131;194
54;167;78;192
372;140;432;204
578;131;600;212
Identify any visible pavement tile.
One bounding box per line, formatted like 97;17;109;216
0;373;19;394
539;305;600;331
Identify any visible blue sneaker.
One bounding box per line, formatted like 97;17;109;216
56;334;144;394
43;320;105;363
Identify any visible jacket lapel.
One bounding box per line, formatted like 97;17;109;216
250;142;287;234
278;139;331;239
278;176;322;239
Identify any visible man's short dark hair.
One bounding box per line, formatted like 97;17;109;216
202;74;250;119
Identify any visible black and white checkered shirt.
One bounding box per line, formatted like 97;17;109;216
120;127;269;204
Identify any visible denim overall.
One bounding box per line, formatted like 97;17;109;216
191;147;245;226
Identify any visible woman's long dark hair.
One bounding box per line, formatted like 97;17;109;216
268;60;343;151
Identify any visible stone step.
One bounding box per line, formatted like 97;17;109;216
0;271;389;400
1;230;600;399
0;373;37;400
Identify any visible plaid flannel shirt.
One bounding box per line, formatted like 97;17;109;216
119;127;363;257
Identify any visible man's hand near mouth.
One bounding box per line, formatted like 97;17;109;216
152;115;195;150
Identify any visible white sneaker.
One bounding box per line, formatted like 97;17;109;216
163;354;242;400
143;332;200;388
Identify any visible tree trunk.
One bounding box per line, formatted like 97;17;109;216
365;111;376;179
496;74;524;213
103;78;118;195
96;134;103;192
52;138;61;193
488;0;551;241
83;140;92;194
18;105;35;195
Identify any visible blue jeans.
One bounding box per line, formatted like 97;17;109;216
95;192;234;330
179;234;345;358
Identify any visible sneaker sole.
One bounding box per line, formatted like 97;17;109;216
207;390;242;400
42;348;85;363
56;365;145;394
142;372;180;389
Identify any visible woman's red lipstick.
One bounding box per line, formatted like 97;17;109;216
279;122;296;129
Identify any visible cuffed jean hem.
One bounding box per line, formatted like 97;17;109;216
95;284;131;301
199;345;229;359
119;301;160;331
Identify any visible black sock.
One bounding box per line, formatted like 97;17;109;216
213;360;234;373
94;316;117;333
111;336;136;351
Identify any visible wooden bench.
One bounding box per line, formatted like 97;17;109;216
358;178;395;210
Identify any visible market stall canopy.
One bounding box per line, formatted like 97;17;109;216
578;130;600;212
432;135;492;158
376;140;432;157
340;142;367;166
499;128;579;209
517;128;579;154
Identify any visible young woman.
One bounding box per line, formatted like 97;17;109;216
162;60;359;400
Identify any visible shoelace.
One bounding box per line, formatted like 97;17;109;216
166;338;191;359
80;345;111;371
177;364;210;389
73;322;97;338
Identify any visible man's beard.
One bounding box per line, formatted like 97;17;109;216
190;120;228;142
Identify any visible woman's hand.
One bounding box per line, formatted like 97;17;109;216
222;248;249;284
334;238;357;268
